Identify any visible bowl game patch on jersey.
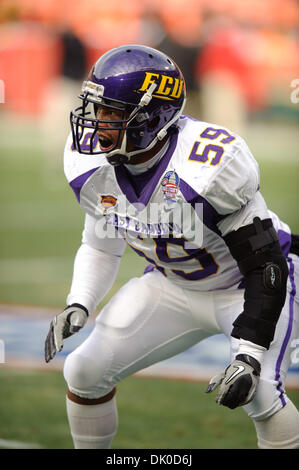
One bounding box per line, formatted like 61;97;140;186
161;171;180;202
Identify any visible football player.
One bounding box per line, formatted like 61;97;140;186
45;45;299;449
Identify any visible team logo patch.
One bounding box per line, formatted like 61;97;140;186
99;195;118;212
161;171;180;202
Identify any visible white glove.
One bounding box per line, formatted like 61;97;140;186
205;354;261;409
45;304;88;363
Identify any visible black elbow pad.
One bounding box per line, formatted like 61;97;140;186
290;233;299;256
224;217;289;349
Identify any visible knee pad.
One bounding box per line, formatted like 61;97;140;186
63;351;111;399
254;400;299;449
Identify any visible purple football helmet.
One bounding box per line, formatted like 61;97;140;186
70;44;186;165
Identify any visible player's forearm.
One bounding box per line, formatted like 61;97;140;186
224;217;289;351
66;243;122;314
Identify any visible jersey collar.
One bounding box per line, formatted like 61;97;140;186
114;130;178;207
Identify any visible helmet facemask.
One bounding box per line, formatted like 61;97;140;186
71;91;185;166
70;86;144;164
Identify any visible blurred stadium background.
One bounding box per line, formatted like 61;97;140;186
0;0;299;449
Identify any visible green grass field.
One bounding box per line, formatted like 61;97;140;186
0;116;298;449
1;368;299;449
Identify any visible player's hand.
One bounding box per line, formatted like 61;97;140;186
44;304;88;363
205;354;261;409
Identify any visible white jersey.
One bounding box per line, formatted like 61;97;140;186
64;116;291;291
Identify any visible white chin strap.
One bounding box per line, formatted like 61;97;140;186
106;83;186;163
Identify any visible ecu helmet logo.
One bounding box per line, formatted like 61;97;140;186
139;72;184;101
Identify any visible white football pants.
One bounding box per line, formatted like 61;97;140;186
64;254;299;421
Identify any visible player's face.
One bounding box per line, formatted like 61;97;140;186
96;104;130;152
